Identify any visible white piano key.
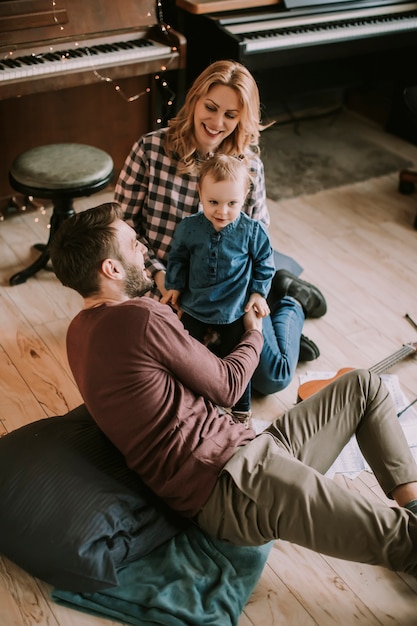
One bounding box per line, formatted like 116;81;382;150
226;1;417;34
243;16;417;53
0;37;173;83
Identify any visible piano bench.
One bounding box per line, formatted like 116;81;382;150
8;143;114;286
398;169;417;230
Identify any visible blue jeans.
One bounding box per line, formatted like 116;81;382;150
251;296;304;395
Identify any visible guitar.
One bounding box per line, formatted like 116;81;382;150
297;342;417;402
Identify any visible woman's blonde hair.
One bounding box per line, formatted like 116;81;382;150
165;60;262;173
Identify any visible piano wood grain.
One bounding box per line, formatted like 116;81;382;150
0;75;153;196
0;0;186;197
176;0;280;15
0;0;157;47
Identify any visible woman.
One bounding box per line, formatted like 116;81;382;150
115;60;326;395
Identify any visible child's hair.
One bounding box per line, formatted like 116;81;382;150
198;154;252;192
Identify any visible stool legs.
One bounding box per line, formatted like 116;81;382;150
9;197;75;285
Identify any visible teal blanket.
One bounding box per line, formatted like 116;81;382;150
52;525;272;626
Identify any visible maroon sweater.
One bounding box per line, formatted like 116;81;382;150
67;298;263;517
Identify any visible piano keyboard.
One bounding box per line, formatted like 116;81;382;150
221;1;417;53
0;32;174;83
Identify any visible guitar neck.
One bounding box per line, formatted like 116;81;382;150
370;344;417;376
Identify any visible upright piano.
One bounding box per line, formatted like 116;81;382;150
0;0;186;196
176;0;417;136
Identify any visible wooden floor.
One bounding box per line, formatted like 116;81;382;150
1;110;417;625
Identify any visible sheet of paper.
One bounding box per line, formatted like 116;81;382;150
299;372;417;478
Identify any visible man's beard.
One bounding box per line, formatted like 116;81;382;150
124;263;154;298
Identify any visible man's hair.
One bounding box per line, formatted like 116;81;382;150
198;154;252;191
49;202;124;297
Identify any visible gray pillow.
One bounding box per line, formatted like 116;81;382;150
0;405;188;592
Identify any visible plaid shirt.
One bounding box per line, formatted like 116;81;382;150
115;128;270;276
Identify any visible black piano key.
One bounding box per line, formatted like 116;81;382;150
43;53;62;61
67;50;84;58
2;59;21;68
243;10;417;44
0;37;160;78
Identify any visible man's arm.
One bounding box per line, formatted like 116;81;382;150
243;306;263;334
147;304;263;409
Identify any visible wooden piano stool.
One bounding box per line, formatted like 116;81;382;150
8;143;114;286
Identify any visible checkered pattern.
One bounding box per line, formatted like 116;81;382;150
115;128;270;276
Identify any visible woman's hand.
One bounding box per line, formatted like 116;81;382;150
160;289;182;312
153;270;168;297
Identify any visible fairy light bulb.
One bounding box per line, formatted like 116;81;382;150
4;0;178;122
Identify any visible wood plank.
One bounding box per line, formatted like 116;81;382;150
0;343;48;430
266;541;381;625
0;557;59;626
2;109;417;625
242;547;318;625
0;287;81;419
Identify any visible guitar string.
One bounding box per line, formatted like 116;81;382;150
370;345;416;375
369;347;414;374
298;344;416;401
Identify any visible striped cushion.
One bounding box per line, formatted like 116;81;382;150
0;405;187;592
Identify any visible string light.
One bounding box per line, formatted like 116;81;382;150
2;0;179;225
2;0;178;117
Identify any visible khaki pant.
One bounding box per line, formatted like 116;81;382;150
196;369;417;576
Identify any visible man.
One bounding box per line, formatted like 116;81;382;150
50;202;417;577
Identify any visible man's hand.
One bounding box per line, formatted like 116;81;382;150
243;306;263;334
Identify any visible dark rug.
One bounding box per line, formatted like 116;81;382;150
260;112;413;201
